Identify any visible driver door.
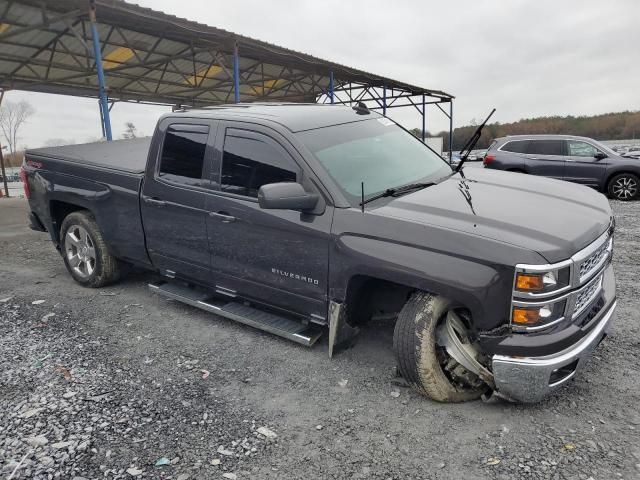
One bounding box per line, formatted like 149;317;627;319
205;123;333;321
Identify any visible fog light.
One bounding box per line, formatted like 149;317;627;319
512;307;540;325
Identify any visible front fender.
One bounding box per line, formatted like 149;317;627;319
329;209;545;332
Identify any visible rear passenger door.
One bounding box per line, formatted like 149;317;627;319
141;119;217;284
524;139;566;180
564;140;607;187
206;123;332;321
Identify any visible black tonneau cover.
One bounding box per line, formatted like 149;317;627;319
26;137;151;174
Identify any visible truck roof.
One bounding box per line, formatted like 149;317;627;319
169;103;382;132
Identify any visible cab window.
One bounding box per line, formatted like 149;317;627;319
221;129;297;198
158;124;209;186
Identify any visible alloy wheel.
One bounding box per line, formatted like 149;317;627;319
65;225;96;278
612;176;638;200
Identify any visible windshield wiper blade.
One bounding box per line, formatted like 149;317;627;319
455;108;496;172
359;182;435;207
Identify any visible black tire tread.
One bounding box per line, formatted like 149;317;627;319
60;211;121;288
393;291;484;403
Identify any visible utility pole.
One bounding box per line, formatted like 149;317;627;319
0;144;9;198
0;90;8;198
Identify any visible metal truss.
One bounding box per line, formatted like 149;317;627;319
0;0;454;146
317;81;454;155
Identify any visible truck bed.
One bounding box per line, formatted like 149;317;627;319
26;137;151;174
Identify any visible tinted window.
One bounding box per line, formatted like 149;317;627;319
297;118;450;204
567;141;599;157
526;140;564;156
221;130;297;198
159;124;209;185
500;140;528;153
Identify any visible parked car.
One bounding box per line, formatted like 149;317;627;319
483;135;639;200
22;104;616;403
622;146;640;159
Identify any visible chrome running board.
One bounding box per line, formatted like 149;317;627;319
149;281;323;347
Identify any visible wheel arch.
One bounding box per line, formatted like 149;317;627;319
49;200;93;246
605;169;639;191
338;271;485;331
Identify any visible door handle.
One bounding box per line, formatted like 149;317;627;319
209;211;236;223
144;197;166;207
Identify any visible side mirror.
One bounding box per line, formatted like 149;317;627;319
258;182;319;212
594;152;607;160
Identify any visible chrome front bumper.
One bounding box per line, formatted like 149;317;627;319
491;299;616;403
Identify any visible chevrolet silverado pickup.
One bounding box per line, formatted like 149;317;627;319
22;103;617;403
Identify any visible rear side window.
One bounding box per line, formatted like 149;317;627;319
500;140;528;153
221;129;297;198
526;140;564;156
159;124;209;185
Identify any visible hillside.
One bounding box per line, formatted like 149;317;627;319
415;110;640;150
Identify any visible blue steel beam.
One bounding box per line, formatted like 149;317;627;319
233;42;240;103
89;2;112;141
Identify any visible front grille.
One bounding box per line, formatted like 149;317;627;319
576;297;605;327
573;274;603;318
579;239;610;281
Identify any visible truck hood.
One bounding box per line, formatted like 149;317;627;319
374;167;612;263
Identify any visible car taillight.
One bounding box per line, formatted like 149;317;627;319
20;166;31;199
483;154;496;166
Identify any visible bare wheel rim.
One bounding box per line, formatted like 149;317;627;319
434;310;486;390
64;225;96;278
612;176;637;199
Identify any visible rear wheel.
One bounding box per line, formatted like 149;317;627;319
393;292;487;402
607;173;638;200
60;211;122;287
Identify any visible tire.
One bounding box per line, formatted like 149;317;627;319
60;211;121;287
607;173;639;201
393;291;485;402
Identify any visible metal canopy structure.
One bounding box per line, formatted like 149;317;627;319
0;0;454;148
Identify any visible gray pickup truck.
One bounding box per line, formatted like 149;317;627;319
22;103;616;403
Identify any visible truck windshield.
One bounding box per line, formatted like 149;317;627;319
297;118;451;205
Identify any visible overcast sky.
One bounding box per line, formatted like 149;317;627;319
4;0;640;148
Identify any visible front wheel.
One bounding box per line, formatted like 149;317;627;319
60;211;122;287
393;292;487;402
607;173;639;201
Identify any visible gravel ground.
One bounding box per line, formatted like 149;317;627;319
0;196;639;480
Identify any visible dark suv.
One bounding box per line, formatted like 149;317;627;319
483;135;639;200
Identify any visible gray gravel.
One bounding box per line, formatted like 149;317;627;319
1;196;639;480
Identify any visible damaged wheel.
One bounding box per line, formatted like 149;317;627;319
393;291;490;402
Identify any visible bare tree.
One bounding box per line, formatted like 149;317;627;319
122;122;138;139
0;100;35;156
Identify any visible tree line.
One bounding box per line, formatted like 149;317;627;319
411;110;640;150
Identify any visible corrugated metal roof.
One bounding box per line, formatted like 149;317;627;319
0;0;453;106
